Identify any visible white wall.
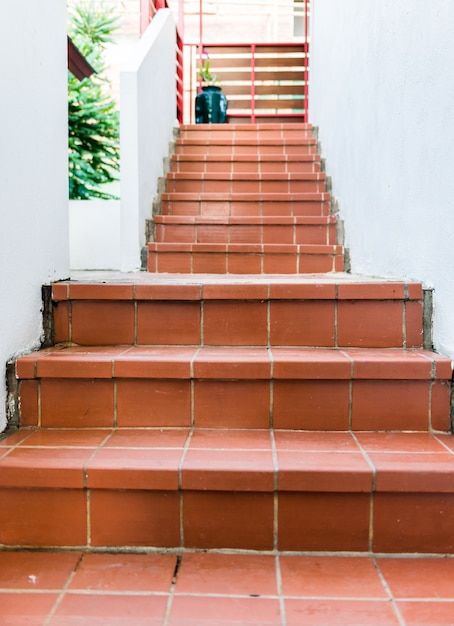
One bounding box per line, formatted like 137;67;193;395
0;1;70;431
120;9;178;270
70;201;121;270
310;0;454;358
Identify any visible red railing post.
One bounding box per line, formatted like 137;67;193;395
303;0;310;122
250;44;256;124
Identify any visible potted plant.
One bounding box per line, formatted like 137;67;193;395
195;52;228;124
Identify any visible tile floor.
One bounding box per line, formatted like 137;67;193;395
1;550;453;625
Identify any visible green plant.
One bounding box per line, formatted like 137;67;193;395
68;3;120;200
197;52;219;86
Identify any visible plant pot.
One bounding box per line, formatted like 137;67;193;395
195;85;228;124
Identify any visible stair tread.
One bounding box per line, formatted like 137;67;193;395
1;428;453;493
16;346;452;380
155;215;336;224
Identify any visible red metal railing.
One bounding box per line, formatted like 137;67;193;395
141;0;310;125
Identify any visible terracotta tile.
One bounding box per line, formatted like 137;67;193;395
36;348;118;378
135;283;201;300
19;380;39;426
285;599;400;626
156;251;192;272
40;379;114;428
53;300;70;343
202;282;268;300
181;448;274;491
351;380;430;431
21;428;110;448
52;282;69;300
116;379;191;427
87;447;182;490
278;492;370;551
431;381;452;431
203;301;268;346
137;301;201;345
16;352;39;379
373;493;454;553
69;552;176;592
193;251;227;273
405;300;424;347
371;451;454;492
274;430;357;451
277;450;372;492
280;555;388;598
428;351;454;379
0;429;35;447
377;557;454;599
159;223;196;242
263;224;294;244
190;428;272;450
269;282;336;300
270;301;335;346
0;551;80;589
114;347;195;379
147;250;157;271
90;489;180;547
396;601;454;625
228;251;263;273
168;595;282;626
273;380;350;430
272;348;351;379
194;380;271;428
194;347;271;379
337;282;406;300
175;552;278;595
49;594;168;626
204;179;231;193
347;348;432;379
0;488;87;547
0;447;92;488
104;428;190;448
356;432;448;453
183;491;274;550
229;223;262;243
197;223;230;243
0;592;59;623
337;301;404;347
71;301;135;345
69;283;134;300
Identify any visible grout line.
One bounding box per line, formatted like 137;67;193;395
270;430;279;552
43;552;85;626
352;433;377;554
402;300;407;348
162;554;182;626
373;556;407;626
178;429;194;549
275;554;287;626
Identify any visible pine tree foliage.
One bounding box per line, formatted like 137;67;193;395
68;3;120;200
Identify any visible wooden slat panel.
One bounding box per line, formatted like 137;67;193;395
253;98;305;109
254;70;306;81
254;85;305;96
254;56;306;68
254;45;307;54
204;46;251;55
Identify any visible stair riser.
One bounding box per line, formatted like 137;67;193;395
166;179;326;194
160;200;330;217
170;160;321;174
155;223;336;245
147;249;344;273
2;487;454;554
179;128;315;141
174;145;317;157
54;300;424;349
19;378;450;432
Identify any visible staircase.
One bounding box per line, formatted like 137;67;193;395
2;123;454;624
